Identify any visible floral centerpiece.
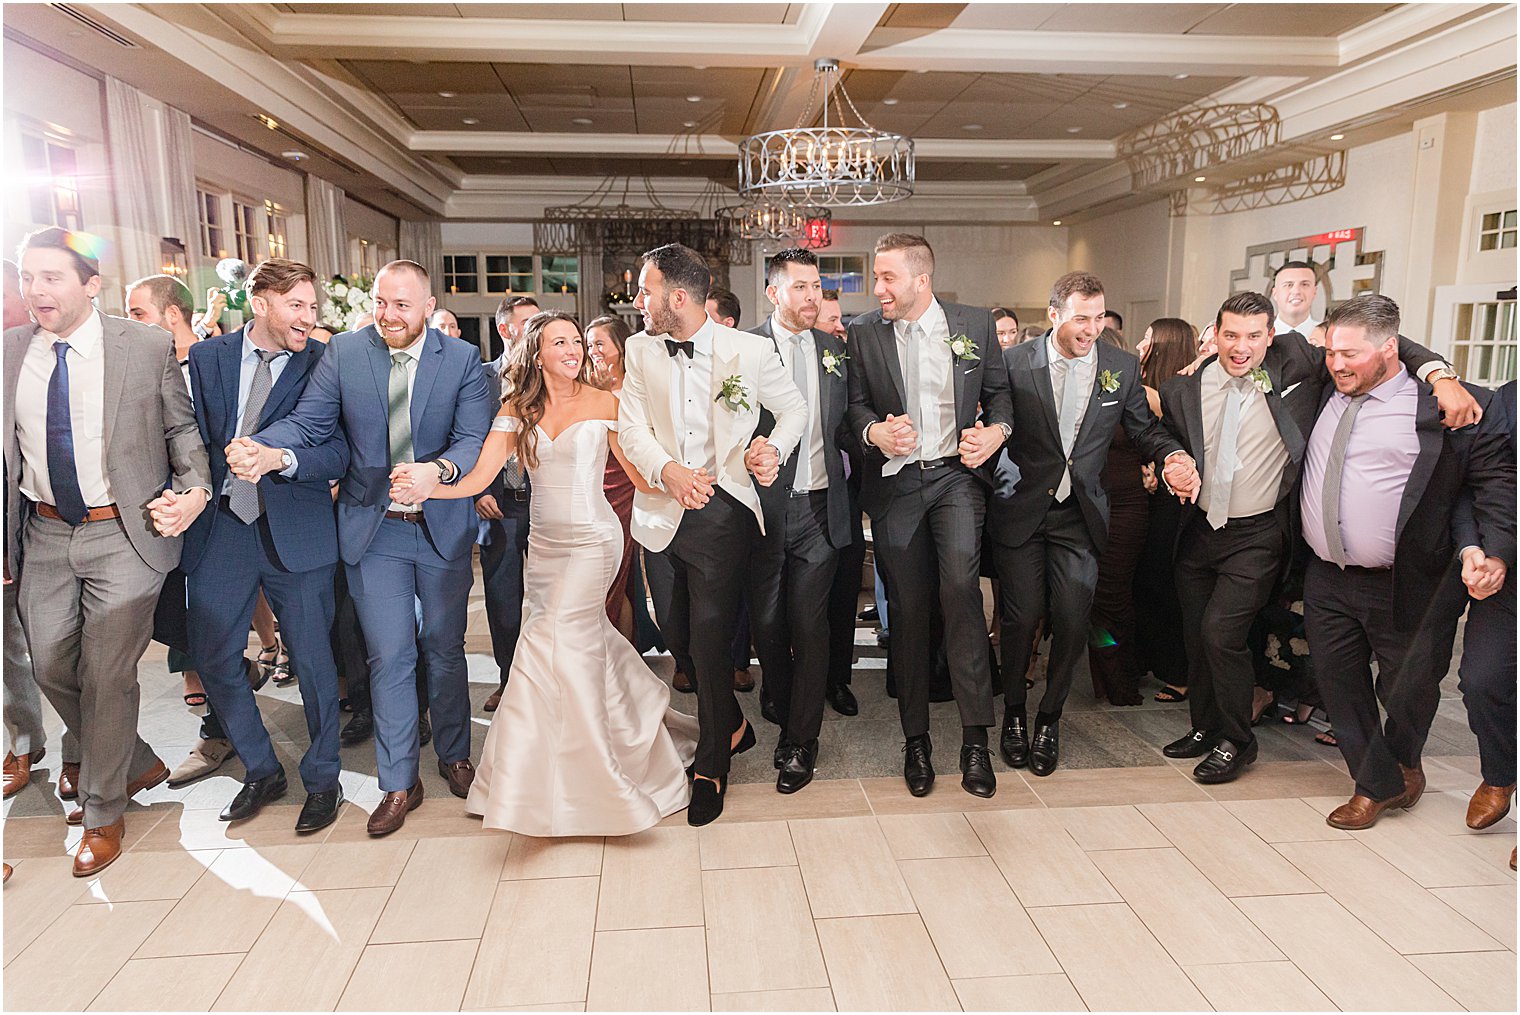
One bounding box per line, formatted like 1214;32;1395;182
319;273;375;332
214;258;253;312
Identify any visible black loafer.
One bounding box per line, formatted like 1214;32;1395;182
1163;727;1215;759
777;739;818;795
903;734;934;796
1029;722;1060;777
826;684;859;717
1193;738;1259;784
220;767;288;822
731;720;756;758
295;787;345;833
688;776;726;826
1000;716;1029;768
759;695;783;726
340;710;374;746
960;744;996;798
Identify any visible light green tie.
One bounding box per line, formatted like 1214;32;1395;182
388;351;414;467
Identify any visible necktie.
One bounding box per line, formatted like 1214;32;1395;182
1055;357;1082;501
665;339;694;359
1205;377;1251;531
1321;393;1370;567
902;322;922;462
46;342;86;525
789;333;813;491
503;446;525;491
389;352;414;467
227;349;282;524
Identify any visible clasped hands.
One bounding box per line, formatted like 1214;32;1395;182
145;487;208;537
868;413;1007;468
1461;547;1508;601
1161;453;1202;503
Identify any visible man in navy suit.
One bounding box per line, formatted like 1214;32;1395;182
182;258;350;832
230;260;492;836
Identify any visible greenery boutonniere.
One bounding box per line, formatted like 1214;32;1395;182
1098;369;1122;394
945;334;980;362
1247;366;1273;394
821;349;848;377
715;374;752;412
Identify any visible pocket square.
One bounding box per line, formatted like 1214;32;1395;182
963;367;976;375
1281;382;1302;397
1100;399;1119;407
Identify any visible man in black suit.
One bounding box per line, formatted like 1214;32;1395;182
845;233;1013;798
1303;295;1510;829
990;272;1198;777
818;288;862;717
747;248;853;794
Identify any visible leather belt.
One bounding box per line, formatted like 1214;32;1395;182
384;510;424;523
507;488;528;503
917;457;958;471
36;502;120;523
788;488;828;499
1341;563;1392;575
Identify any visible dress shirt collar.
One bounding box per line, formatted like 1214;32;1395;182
1046;332;1096;369
1353;364;1412;404
42;308;103;358
1206;359;1253;391
893;297;945;339
388;328;427;360
686;315;716;356
241;330;292;365
770;313;809;345
1275;316;1320;337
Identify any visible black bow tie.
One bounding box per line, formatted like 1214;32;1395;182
665;339;694;359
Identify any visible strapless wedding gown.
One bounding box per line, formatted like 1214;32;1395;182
466;415;697;836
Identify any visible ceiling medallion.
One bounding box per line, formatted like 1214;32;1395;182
738;58;914;208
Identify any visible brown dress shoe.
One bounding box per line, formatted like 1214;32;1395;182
58;762;79;800
673;670;694;693
1397;763;1426;810
366;781;424;836
438;759;475;799
65;758;172;825
1326;793;1403;830
3;862;11;884
483;687;504;712
72;819;125;877
1510;848;1516;872
66;806;82;826
1467;783;1516;829
4;748;43;799
733;667;755;692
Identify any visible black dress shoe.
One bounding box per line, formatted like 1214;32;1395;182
1000;716;1029;768
773;737;790;770
759;694;783;726
295;787;344;833
1162;727;1216;759
220;767;288;822
858;604;879;623
826;684;859;716
903;734;934;796
418;710;432;748
777;739;818;794
340;710;373;746
731;720;756;758
960;744;996;798
1193;738;1258;784
688;777;726;826
1029;722;1060;777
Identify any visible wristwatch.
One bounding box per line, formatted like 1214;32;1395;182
280;450;294;471
1427;366;1461;384
433;460;451;483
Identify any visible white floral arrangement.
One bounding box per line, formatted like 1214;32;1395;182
319;273;376;332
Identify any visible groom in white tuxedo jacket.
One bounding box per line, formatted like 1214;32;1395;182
619;243;808;825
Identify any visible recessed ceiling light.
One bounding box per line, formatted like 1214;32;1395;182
963;123;983;131
571;117;593;125
1330;132;1345;140
256;114;280;130
1174;73;1190;80
693;65;707;70
882;98;899;106
682;120;697;128
686;95;702;103
1066;126;1082;133
915;68;929;74
1052;219;1063;226
1113;102;1129;110
281;150;307;162
998;163;1011;169
438;90;456;98
1194;176;1206;182
462;117;479;125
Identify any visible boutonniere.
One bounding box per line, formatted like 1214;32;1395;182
1098;369;1122;394
820;349;848;377
945;334;980;362
715;374;752;412
1247;366;1273;394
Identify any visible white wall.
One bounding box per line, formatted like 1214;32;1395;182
1068;198;1172;339
1470;102;1518;195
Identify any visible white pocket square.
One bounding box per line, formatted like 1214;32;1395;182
1100;399;1119;407
1281;382;1302;397
963;367;976;375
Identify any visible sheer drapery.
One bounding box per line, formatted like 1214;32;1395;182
162;106;201;268
399;219;443;288
305;175;348;280
103;76;161;285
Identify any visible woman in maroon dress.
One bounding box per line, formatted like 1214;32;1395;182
587;315;639;643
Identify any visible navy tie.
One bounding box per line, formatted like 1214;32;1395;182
47;341;87;525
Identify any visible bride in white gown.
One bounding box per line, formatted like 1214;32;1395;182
391;310;696;836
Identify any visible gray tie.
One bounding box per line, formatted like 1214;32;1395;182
790;333;812;491
1321;393;1370;566
502;449;525;491
1055;357;1082;501
902;322;923;463
227;350;281;524
388;351;414;467
1205;378;1252;531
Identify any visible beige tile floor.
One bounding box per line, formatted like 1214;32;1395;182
5;754;1514;1012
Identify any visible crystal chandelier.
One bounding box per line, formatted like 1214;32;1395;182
738;59;914;208
716;201;807;241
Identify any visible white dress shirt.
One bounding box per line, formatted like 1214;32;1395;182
667;316;718;478
884;298;957;476
772;315;828;492
1047;334;1097;500
1274;316;1321;339
15;310;111;507
387;329;428;513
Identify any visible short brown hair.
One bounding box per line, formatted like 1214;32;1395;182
495;294;540;330
1324;293;1400;343
126;274;194;319
1049;271;1103;310
821;287;841;302
706;286;741;325
246;258;317;298
874;233;934;278
1214;291;1275;331
17;227;99;284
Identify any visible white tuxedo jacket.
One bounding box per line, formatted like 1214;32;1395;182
618;323;809;552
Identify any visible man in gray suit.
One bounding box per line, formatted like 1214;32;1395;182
4;228;212;876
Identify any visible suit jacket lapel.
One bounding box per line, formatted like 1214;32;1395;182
364;326;391;420
3;329;33;480
409;330;443;435
1262;358;1306;463
1070;344;1114;458
100;318;130;455
260;345;314;429
1180;370;1207;484
945;304;971;421
1396;386;1444;544
876;319;907;411
812;328;834;434
219;335;243;442
1029;340;1063;448
711;332;739;461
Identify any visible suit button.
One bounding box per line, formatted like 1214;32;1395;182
1067;458;1074;466
1047;488;1055;496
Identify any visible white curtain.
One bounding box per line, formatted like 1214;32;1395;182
162;105;201;273
305;175;348;280
103;76;161;285
399;219;443;288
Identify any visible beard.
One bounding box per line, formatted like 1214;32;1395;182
643;294;680;336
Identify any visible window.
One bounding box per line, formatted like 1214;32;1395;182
20;132;83;231
197;188;225;258
1451;299;1517;385
443;254;478;294
484;254;534;294
1479;210;1517;251
356;238;381;277
541;255;579;295
232;199;260;263
455;315;482;354
264;201;288;259
816;254;866;295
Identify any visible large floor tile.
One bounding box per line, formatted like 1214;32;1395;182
597;826;703;930
136;844;319;957
702;866;828;994
1028;902;1209;1011
1052;804;1168;851
5;899;175;1011
788;815;914;919
1089;847;1282;965
814;914;961;1012
1221;798;1352;843
212;886;389;1010
297;838;417;890
3;854;92;965
1137;801;1317;896
87;954;244;1011
859;774;1042;815
875;812;987;860
967;810;1120;908
1197;759;1352;801
1403;787;1517;837
586;926;708;1011
699;820;796;870
130;804;333;852
1234;893;1463;1011
1429;884;1518;950
372;834;511;943
76;848;219;904
952;973;1087;1012
1022;765;1209;808
1182;960;1335;1011
717;779;872;822
501;834;604;880
898;856;1060;978
1274;838;1503;954
463;876;599;1008
337;940;480;1011
1346;813;1514;888
710;988;837;1011
1409;950;1519;1012
323;798;499;843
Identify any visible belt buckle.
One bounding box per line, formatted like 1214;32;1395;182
511;489;528;502
919;458;942;471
